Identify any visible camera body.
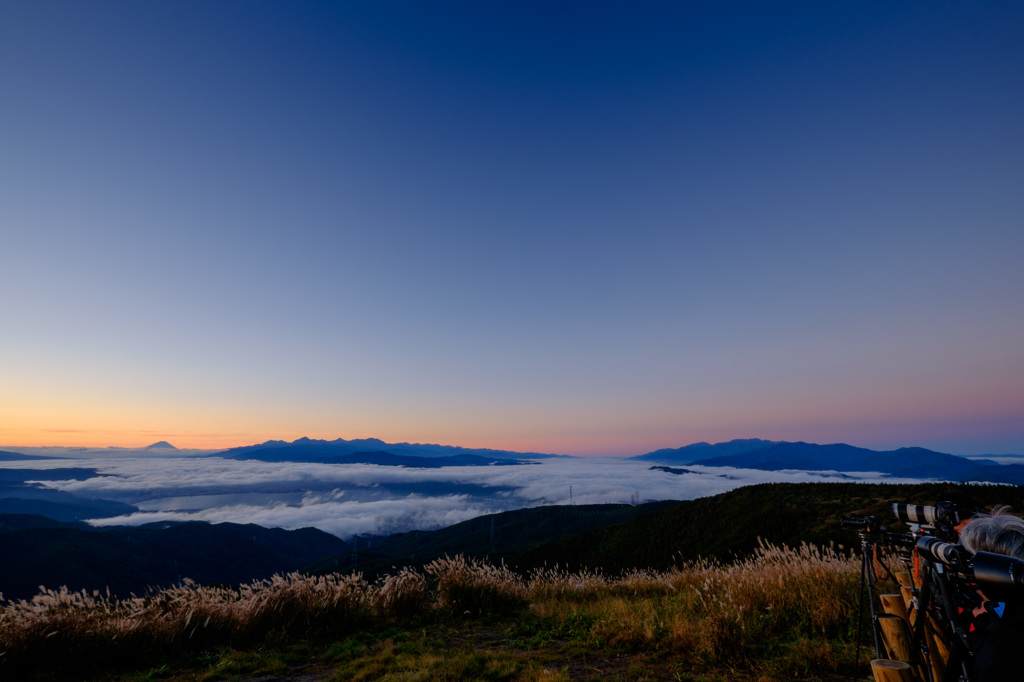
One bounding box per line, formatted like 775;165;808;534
841;515;883;534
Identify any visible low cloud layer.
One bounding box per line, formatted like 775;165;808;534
9;451;916;539
88;494;499;538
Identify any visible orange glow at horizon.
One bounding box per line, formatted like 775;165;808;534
2;376;1021;455
4;406;1024;456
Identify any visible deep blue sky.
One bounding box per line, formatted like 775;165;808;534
2;1;1022;454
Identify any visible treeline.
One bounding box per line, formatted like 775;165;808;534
511;482;1023;573
316;482;1024;577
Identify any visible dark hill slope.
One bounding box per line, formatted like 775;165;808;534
512;482;1024;574
0;518;348;601
954;464;1024;486
309;500;681;579
0;513;87;532
0;497;136;522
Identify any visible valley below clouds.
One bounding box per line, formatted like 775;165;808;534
5;448;913;538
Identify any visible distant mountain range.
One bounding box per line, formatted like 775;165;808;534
633;438;778;463
0;450;54;461
219;436;560;464
632;439;1015;482
0;468;138;521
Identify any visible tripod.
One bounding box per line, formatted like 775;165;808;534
911;560;973;682
854;529;885;675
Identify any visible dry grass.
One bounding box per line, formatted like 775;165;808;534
0;572;374;676
524;540;860;672
0;542;863;679
427;555;529;616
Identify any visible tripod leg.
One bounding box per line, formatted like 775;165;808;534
865;542;886;659
855;555;866;679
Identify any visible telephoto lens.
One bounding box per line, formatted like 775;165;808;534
891;503;937;525
972;551;1024;601
841;516;880;532
883;532;916;548
916;536;970;572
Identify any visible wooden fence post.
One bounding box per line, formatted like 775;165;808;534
879;593;910;623
877;614;924;682
871;659;914;682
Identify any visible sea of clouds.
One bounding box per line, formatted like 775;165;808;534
3;448;917;539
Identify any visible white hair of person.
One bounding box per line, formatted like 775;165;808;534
960;506;1024;560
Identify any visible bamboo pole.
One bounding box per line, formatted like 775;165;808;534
880;593;910;624
871;659;914;682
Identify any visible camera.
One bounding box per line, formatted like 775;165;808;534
841;515;882;533
915;539;1024;599
916;536;971;572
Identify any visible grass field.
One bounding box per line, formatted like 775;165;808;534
0;541;874;681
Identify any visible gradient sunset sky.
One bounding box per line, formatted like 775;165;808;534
2;2;1022;456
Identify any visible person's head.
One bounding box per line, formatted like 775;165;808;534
959;507;1024;560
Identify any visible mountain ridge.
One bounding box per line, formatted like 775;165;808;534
633;438;1003;480
632;438;778;463
220;436;565;463
0;450;55;461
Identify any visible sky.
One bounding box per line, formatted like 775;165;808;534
1;2;1022;456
